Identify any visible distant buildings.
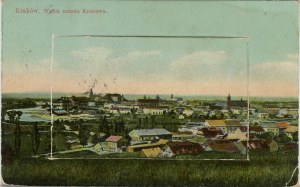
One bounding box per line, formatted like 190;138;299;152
162;141;204;157
137;99;160;108
204;119;243;134
129;128;172;142
227;94;247;110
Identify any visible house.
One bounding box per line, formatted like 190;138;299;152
267;108;280;115
242;139;278;152
137;99;160;108
142;108;166;115
276;122;290;134
262;125;279;135
129;128;172;142
103;93;126;104
178;126;200;135
203;119;242;134
249;126;265;135
140;147;162;158
283;126;298;139
105;135;127;153
257;113;269;119
227;133;248;142
93;142;105;152
286;109;298;118
205;139;240;153
204;120;226;131
190;136;208;145
201;128;224;139
171;132;195;141
52;109;67;116
234;141;247;155
127;139;168;152
162;141;204;157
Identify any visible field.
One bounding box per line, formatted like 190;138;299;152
1;149;298;186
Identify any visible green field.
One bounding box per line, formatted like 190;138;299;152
1;149;298;186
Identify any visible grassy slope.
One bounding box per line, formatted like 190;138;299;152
2;150;298;186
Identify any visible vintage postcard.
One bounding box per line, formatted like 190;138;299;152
1;0;299;186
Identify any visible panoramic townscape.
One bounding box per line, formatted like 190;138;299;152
2;88;298;160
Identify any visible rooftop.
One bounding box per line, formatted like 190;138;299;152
134;128;171;136
105;135;123;142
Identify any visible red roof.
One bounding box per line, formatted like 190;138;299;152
201;128;223;138
249;126;265;132
208;140;240;153
167;141;204;155
105;135;122;142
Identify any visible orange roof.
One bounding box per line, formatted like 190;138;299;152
276;122;290;129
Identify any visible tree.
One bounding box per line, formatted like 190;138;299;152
120;119;125;133
78;121;89;147
44;132;53;153
6;110;23;158
292;132;298;142
99;116;109;135
258;132;275;140
136;118;142;129
31;122;40;155
114;119;119;133
275;134;292;143
145;116;149;129
150;115;155;128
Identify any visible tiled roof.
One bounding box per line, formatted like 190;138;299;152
167;141;204;154
135;128;171;136
105;135;122;142
227;133;248;141
276;122;290;129
241;140;271;150
284;126;298;133
208;140;240;153
225;119;241;126
249;126;265;132
201;128;223;138
206;120;226;126
206;119;241;127
141;147;162;158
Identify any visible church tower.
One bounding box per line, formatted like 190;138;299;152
227;93;231;110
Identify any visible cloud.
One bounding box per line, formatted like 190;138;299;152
251;60;298;82
125;50;161;60
250;53;298;96
171;51;227;68
70;47;112;64
169;51;229;80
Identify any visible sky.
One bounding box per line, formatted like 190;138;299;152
2;0;299;97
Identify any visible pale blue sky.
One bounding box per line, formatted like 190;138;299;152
2;0;298;96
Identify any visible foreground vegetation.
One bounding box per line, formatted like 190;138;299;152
2;150;298;186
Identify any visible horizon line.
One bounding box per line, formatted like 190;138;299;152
2;91;298;98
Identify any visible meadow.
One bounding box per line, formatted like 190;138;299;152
2;148;298;186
